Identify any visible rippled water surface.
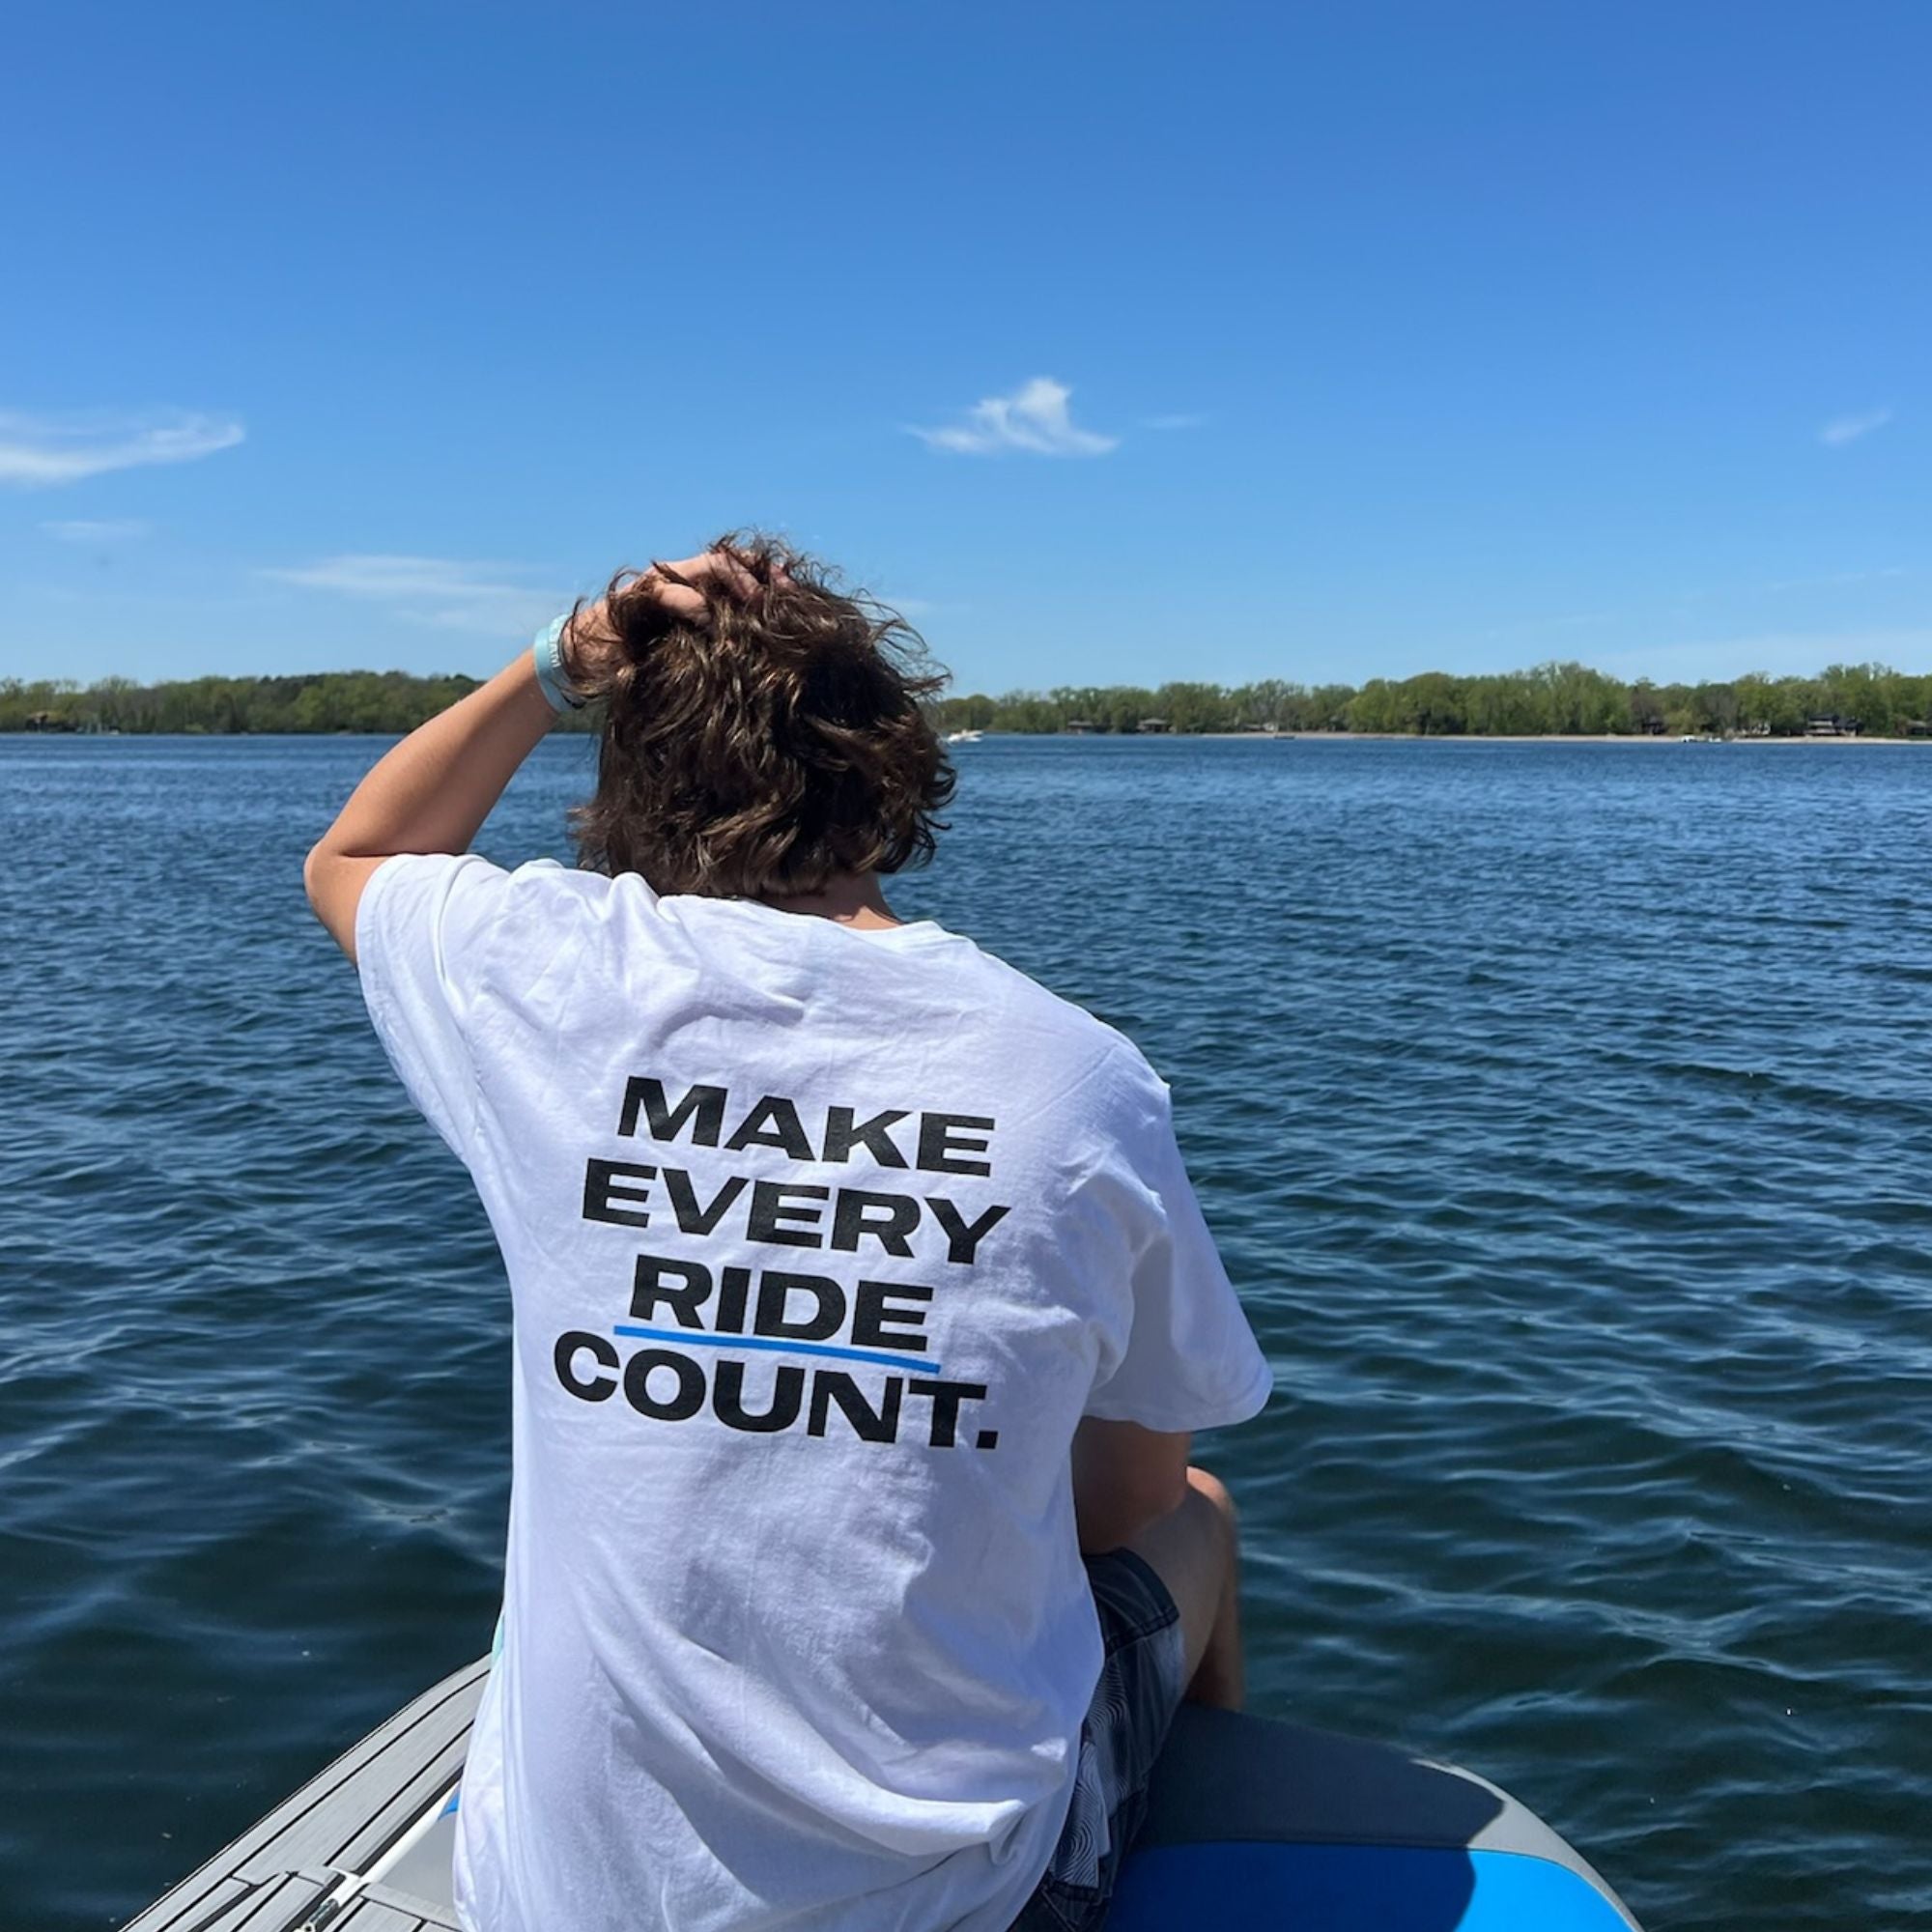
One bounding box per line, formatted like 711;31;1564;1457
5;733;1931;1931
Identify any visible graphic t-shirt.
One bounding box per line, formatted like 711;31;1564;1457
355;853;1272;1932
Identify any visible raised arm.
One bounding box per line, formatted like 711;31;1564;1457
303;549;755;960
302;650;554;961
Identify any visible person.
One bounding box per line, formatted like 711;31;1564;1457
304;534;1272;1932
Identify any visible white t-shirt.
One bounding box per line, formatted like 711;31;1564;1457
355;853;1272;1932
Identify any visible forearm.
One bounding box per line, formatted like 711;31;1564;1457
312;649;554;863
1072;1417;1192;1554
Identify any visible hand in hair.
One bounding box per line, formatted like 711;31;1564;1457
563;548;765;685
639;549;764;619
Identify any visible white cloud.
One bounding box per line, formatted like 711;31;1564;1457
0;409;244;486
1819;407;1893;447
909;378;1118;457
269;555;512;599
41;517;153;542
265;553;562;636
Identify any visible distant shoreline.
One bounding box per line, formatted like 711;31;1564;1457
9;725;1928;746
1182;730;1929;746
10;660;1929;740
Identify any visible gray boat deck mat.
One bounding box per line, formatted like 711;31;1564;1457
136;1866;334;1932
121;1661;485;1932
332;1880;450;1931
209;1874;437;1932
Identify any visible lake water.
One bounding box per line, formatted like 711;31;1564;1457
4;732;1930;1931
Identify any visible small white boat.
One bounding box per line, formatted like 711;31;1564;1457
946;727;984;744
121;1659;1641;1930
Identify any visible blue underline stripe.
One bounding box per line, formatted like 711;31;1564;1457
611;1324;944;1377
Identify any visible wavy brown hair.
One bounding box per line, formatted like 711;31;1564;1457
565;532;954;898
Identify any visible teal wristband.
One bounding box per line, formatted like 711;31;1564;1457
531;614;582;713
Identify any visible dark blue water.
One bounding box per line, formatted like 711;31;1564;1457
5;734;1930;1931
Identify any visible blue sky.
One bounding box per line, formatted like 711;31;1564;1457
3;1;1926;692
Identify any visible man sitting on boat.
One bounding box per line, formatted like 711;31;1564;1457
303;535;1271;1932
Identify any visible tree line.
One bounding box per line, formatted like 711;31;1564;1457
6;660;1930;739
936;662;1932;737
1;670;590;736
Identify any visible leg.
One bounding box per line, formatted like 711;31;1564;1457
1122;1465;1243;1711
1010;1489;1242;1930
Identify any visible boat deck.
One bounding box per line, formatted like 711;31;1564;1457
121;1661;484;1932
122;1660;1638;1931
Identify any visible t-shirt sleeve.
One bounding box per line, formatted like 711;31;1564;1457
354;851;512;1157
1083;1069;1274;1435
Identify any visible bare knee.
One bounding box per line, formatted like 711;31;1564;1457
1123;1465;1233;1619
1185;1464;1235;1520
1168;1466;1244;1710
1184;1466;1238;1563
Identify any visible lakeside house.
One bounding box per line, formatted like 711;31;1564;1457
1804;714;1862;737
1137;717;1171;734
1064;719;1097;734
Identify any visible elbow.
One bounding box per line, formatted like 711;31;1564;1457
302;842;334;920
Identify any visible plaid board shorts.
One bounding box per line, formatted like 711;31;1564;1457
1009;1548;1189;1931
